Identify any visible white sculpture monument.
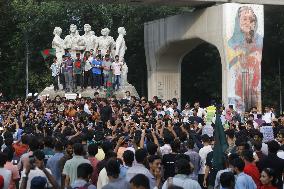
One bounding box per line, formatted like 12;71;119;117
52;27;64;64
115;27;127;61
40;24;139;99
82;24;97;51
121;59;129;87
64;24;85;58
96;28;115;56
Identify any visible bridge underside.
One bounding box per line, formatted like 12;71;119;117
86;0;284;6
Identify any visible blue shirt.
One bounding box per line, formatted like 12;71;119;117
235;172;256;189
92;59;102;75
46;152;64;186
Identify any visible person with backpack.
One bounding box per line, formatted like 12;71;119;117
70;163;96;189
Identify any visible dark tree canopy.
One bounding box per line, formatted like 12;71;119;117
0;1;283;112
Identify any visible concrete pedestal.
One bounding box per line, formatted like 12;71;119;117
39;84;139;99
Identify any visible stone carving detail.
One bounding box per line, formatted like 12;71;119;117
115;27;127;61
96;28;115;57
52;27;64;64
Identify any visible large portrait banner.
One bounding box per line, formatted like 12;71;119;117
223;3;264;112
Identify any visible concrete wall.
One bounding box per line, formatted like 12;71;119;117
144;4;227;105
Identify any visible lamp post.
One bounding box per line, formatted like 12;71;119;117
24;31;29;98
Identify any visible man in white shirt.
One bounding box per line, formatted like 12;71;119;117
112;55;123;91
162;158;201;189
262;106;275;124
0;152;11;189
192;102;206;118
198;134;212;186
19;150;56;189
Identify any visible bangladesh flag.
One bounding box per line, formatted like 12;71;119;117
106;72;113;98
212;112;228;171
40;48;56;59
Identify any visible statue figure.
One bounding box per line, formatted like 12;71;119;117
115;27;127;61
82;24;97;51
64;24;85;58
52;27;64;64
121;59;129;87
95;28;115;57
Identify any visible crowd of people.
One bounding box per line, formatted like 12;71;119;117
0;93;284;189
50;50;127;93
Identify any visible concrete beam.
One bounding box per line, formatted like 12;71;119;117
83;0;284;5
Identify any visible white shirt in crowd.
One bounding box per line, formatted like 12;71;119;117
162;174;201;189
0;168;11;189
262;111;275;124
20;168;52;189
112;61;123;75
84;59;93;72
160;144;172;156
191;107;206;118
198;145;212;175
97;168;109;189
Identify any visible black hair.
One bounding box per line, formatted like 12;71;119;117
187;138;195;149
3;148;14;161
21;135;29;144
146;142;158;156
225;129;235;139
220;172;235;188
33;150;45;161
29;137;40;151
267;140;280;154
170;139;181;153
44;136;54;148
54;140;63;151
231;158;245;172
130;174;150;189
135;149;148;164
3;132;13;139
236;142;250;150
148;155;161;164
241;150;254;162
176;153;191;162
77;163;93;179
201;134;210;143
105;159;120;178
88;143;98;156
101;141;113;154
73;143;84;156
175;158;192;175
253;141;262;151
105;151;117;160
262;168;278;186
123;150;134;166
4;138;13;146
0;152;7;167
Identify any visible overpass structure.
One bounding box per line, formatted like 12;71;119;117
90;0;284;6
143;1;282;112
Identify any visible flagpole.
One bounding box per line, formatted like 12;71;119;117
279;56;282;114
25;32;29;98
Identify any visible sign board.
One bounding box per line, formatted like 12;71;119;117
65;93;78;100
206;105;216;124
260;126;274;142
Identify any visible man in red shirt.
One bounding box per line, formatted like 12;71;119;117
13;135;29;158
241;150;261;189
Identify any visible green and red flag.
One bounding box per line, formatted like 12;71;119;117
212;112;228;171
40;48;56;59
